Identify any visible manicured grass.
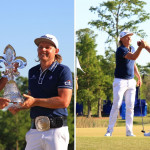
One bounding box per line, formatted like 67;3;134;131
76;126;150;150
76;136;150;150
76;115;150;150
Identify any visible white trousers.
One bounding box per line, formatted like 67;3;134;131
107;78;136;133
25;126;69;150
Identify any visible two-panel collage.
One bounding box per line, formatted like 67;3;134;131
0;0;150;150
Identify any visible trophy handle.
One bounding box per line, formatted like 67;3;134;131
15;56;27;69
0;56;6;68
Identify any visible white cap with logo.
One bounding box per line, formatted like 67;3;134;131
34;34;59;49
119;30;133;39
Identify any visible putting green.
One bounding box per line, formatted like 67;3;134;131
77;125;150;137
76;126;150;150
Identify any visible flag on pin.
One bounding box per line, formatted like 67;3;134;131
76;57;84;73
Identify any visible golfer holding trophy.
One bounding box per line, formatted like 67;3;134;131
9;34;73;150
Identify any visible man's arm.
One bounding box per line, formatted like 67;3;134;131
8;91;31;114
0;77;7;91
138;41;150;53
134;63;142;87
0;98;10;109
125;40;146;60
145;44;150;53
21;88;72;109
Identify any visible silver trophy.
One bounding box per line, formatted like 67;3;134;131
0;44;27;108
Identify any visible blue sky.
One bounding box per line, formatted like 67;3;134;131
0;0;74;77
76;0;150;67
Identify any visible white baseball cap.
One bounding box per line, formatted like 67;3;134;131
34;34;59;49
119;31;133;39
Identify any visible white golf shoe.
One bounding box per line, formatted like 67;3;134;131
104;131;112;136
126;131;136;137
144;132;150;136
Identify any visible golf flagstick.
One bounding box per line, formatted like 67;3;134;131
139;86;145;133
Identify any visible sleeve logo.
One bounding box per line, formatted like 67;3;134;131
64;80;72;86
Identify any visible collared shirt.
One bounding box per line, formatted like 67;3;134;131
114;45;135;79
28;61;73;119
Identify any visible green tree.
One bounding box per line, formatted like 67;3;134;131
137;63;150;112
95;48;116;117
76;28;105;118
97;48;116;100
0;110;30;150
89;0;150;48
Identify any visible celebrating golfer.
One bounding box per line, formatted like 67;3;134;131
105;31;147;137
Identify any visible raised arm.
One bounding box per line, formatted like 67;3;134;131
125;40;146;60
137;41;150;53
